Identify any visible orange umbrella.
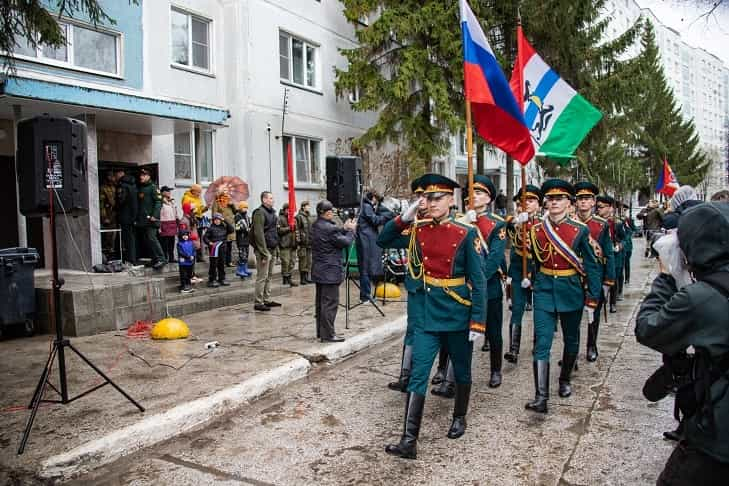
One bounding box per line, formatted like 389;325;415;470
204;176;249;206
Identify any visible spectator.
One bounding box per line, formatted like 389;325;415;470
637;200;664;257
711;189;729;202
277;203;299;287
212;189;237;267
311;200;356;342
180;202;202;284
251;191;280;311
636;202;729;484
295;201;314;285
136;168;165;269
203;213;233;287
356;191;394;302
495;189;507;216
159;186;180;264
116;172;138;264
234;201;252;279
662;186;702;231
177;229;195;293
182;184;208;262
99;171;117;257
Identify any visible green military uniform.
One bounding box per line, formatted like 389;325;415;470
379;178;426;392
295;205;313;284
575;182;615;363
136;174;165;267
526;179;601;414
599;195;625;312
382;174;486;460
505;185;542;363
99;180;117;254
469;175;506;388
277;204;298;286
622;210;635;285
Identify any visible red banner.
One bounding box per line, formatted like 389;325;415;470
286;141;296;230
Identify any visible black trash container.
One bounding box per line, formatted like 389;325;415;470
0;248;39;338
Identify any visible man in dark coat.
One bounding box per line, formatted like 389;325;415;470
311;200;356;342
356;191;394;302
636;202;729;485
637;200;664;257
117;172;138;264
136;168;165;269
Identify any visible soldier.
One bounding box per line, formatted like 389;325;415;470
504;184;542;364
136;168;165;270
596;195;625;313
622;204;635;285
99;171;118;256
295;201;314;285
525;179;601;414
386;178;426;392
574;182;615;363
277;203;299;287
468;175;506;388
379;174;486;459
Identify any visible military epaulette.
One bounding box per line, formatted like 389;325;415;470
414;218;433;228
592;215;607;223
490;213;505;222
569;217;587;228
451;218;474;230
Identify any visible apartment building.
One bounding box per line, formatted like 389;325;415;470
0;0;375;269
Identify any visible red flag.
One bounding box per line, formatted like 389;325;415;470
286;141;296;230
655;158;679;197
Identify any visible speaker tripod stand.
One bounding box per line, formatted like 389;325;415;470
341;244;384;329
18;185;144;455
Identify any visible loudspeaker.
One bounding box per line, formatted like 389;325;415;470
326;155;362;208
16;115;89;217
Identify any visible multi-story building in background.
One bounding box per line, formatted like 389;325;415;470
0;0;375;269
606;0;729;197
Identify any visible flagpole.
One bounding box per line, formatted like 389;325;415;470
520;164;528;278
465;101;475;210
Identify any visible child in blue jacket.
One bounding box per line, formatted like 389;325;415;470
177;229;196;293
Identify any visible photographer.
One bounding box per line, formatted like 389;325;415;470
356;191;394;303
636;202;729;485
638;200;664;257
311;200;356;342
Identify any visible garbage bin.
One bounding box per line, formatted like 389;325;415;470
0;247;39;338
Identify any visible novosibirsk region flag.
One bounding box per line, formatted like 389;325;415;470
509;26;602;164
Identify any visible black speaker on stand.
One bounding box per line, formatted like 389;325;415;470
15;115;144;455
326;155;362;208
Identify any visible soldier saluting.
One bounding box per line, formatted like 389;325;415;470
525;179;601;414
378;174;486;459
504;184;542;364
574;182;615;362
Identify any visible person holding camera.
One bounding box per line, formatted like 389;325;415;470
356;191;394;303
636;202;729;485
311;200;356;343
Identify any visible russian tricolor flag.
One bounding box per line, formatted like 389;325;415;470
656;158;679;197
460;0;534;165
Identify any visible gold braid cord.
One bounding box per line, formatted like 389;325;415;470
530;226;552;264
407;222;424;280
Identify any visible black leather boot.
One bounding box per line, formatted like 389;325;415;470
489;347;503;388
525;361;549;413
431;361;455;398
481;340;490;352
431;348;449;385
559;352;578;398
430;367;446;386
388;345;412;392
447;383;471;439
504;325;521;364
586;321;599;362
283;275;290;285
299;271;310;285
385;392;425;459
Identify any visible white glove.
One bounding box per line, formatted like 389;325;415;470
584;306;595;322
401;198;421;223
515;211;529;224
506;277;513;286
466;209;478;223
469;331;481;342
521;278;531;289
602;284;611;297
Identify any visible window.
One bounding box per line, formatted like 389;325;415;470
13;20;120;75
171;7;211;71
282;135;321;184
279;31;319;89
174;128;215;183
458;131;467;155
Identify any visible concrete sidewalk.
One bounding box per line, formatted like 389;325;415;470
0;282;406;481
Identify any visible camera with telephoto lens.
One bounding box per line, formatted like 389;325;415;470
642;351;694;402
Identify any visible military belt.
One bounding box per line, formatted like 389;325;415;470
423;275;471;307
540;267;578;277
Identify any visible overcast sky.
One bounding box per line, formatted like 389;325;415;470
636;0;729;66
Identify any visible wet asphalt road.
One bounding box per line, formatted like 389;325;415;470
68;254;676;486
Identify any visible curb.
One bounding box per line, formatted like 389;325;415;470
38;315;408;480
40;357;311;480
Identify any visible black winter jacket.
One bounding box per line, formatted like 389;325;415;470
311;218;354;285
203;221;234;245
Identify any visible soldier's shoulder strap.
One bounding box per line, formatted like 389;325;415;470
569;217;587;228
490;213;505;222
592;215;607;224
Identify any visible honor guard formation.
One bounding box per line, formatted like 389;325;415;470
379;174;631;459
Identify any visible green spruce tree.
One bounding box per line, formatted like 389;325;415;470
627;21;708;193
